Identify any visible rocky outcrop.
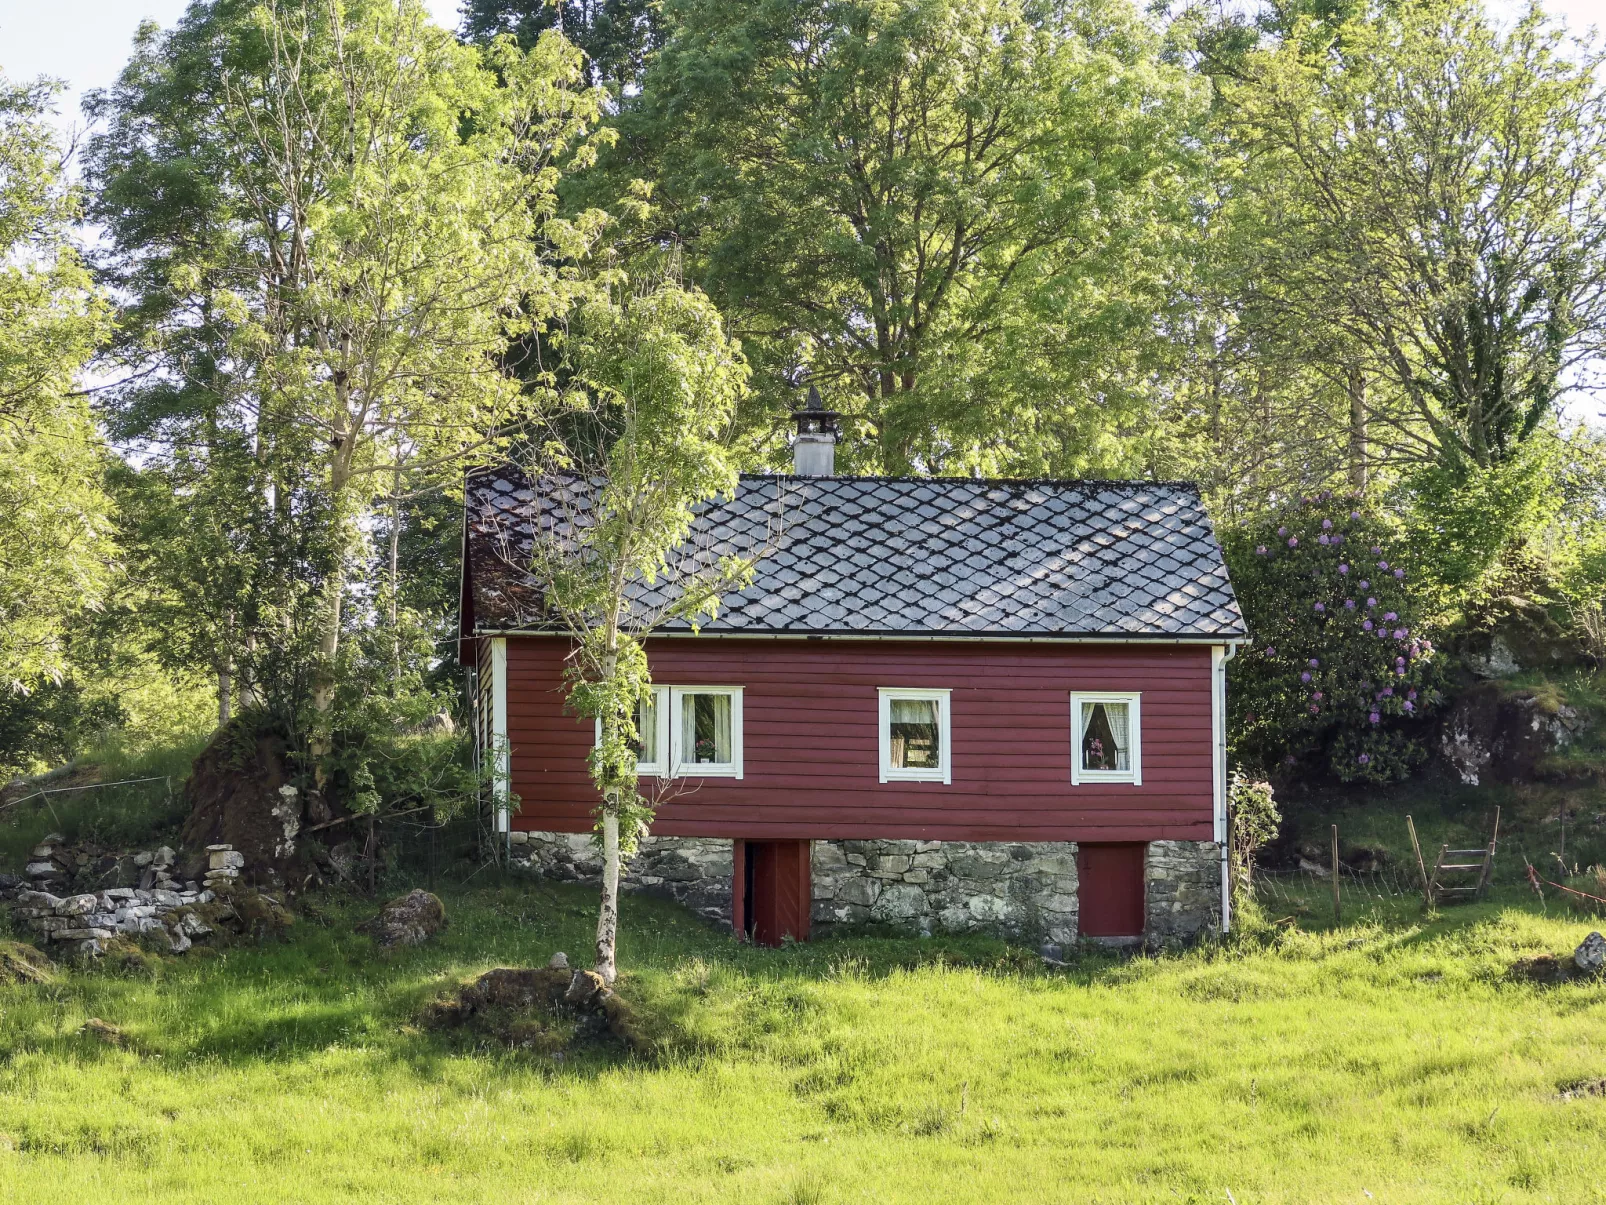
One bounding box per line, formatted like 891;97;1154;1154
1439;682;1589;786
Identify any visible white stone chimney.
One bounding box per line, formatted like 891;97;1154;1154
792;385;839;476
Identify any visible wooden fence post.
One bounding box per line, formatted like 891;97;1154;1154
1330;824;1341;924
1407;815;1432;910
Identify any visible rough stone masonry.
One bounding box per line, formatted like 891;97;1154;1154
509;831;1221;946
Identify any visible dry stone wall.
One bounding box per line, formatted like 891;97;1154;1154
510;831;1222;946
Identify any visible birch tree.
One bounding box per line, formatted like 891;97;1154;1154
512;277;755;984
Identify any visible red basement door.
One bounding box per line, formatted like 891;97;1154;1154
735;840;811;947
1077;843;1147;938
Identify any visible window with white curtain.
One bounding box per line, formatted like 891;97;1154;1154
1070;693;1142;785
878;688;951;784
669;687;744;778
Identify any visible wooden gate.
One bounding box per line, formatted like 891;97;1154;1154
1077;843;1147;938
733;840;812;946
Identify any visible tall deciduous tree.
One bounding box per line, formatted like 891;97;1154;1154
0;76;111;689
1221;0;1606;474
87;0;608;751
601;0;1206;475
513;277;754;984
460;0;662;92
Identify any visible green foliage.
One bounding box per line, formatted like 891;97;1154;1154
602;0;1206;475
85;0;608;738
1226;773;1279;908
1218;0;1606;477
0;76;112;689
1226;495;1440;782
460;0;661;91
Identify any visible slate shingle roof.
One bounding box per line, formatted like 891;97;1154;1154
463;468;1244;640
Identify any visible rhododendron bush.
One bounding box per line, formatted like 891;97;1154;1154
1224;495;1440;783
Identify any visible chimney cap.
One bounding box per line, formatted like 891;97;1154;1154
793;384;839;438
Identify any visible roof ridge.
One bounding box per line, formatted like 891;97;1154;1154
463;464;1203;493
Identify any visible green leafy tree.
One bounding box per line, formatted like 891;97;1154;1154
514;276;754;984
600;0;1206;475
0;76;112;690
1219;0;1606;477
460;0;662;92
1225;494;1440;783
86;0;608;770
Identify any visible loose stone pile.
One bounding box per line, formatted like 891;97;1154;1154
3;838;252;959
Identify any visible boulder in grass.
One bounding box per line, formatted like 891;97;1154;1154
357;889;447;948
1576;932;1606;975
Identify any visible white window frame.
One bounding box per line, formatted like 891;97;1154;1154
595;686;671;779
1070;692;1142;786
668;686;744;779
878;687;952;785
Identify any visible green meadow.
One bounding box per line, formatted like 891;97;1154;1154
0;876;1602;1205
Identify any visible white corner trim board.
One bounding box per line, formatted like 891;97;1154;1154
491;637;510;833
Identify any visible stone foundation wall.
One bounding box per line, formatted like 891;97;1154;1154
510;831;733;924
509;831;1221;945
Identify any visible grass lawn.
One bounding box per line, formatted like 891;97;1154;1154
0;878;1602;1204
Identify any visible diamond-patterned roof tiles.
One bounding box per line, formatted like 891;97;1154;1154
464;469;1245;640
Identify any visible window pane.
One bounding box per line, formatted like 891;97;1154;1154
1081;701;1130;772
682;692;732;765
631;693;658;765
890;698;940;769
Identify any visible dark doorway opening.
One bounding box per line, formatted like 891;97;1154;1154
733;840;811;946
1077;842;1147;938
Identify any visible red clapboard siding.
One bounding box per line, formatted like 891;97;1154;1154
504;636;1218;842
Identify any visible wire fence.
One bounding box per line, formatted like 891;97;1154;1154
1253;862;1432;913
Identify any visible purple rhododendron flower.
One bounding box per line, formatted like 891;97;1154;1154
1367;597;1378;608
1407;689;1417;700
1301;671;1312;682
1378;561;1389;570
1255;545;1267;555
1396;656;1406;667
1383;687;1394;697
1383;611;1396;621
1288;537;1298;547
1394;629;1406;640
1394;568;1404;579
1369;712;1380;724
1359;580;1369;590
1358;753;1370;764
1265;646;1276;656
1319;534;1330;545
1309;704;1320;714
1344;599;1356;610
1314;602;1326;613
1322;519;1332;529
1371;546;1382;554
1312;691;1323;701
1403;701;1415;713
1277;526;1287;536
1308;658;1319;668
1363;620;1374;631
1333;534;1344;544
1351;511;1361;520
1338;563;1349;574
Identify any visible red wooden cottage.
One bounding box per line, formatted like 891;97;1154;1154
459;407;1246;948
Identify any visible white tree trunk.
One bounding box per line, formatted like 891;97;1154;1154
596;809;620;985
